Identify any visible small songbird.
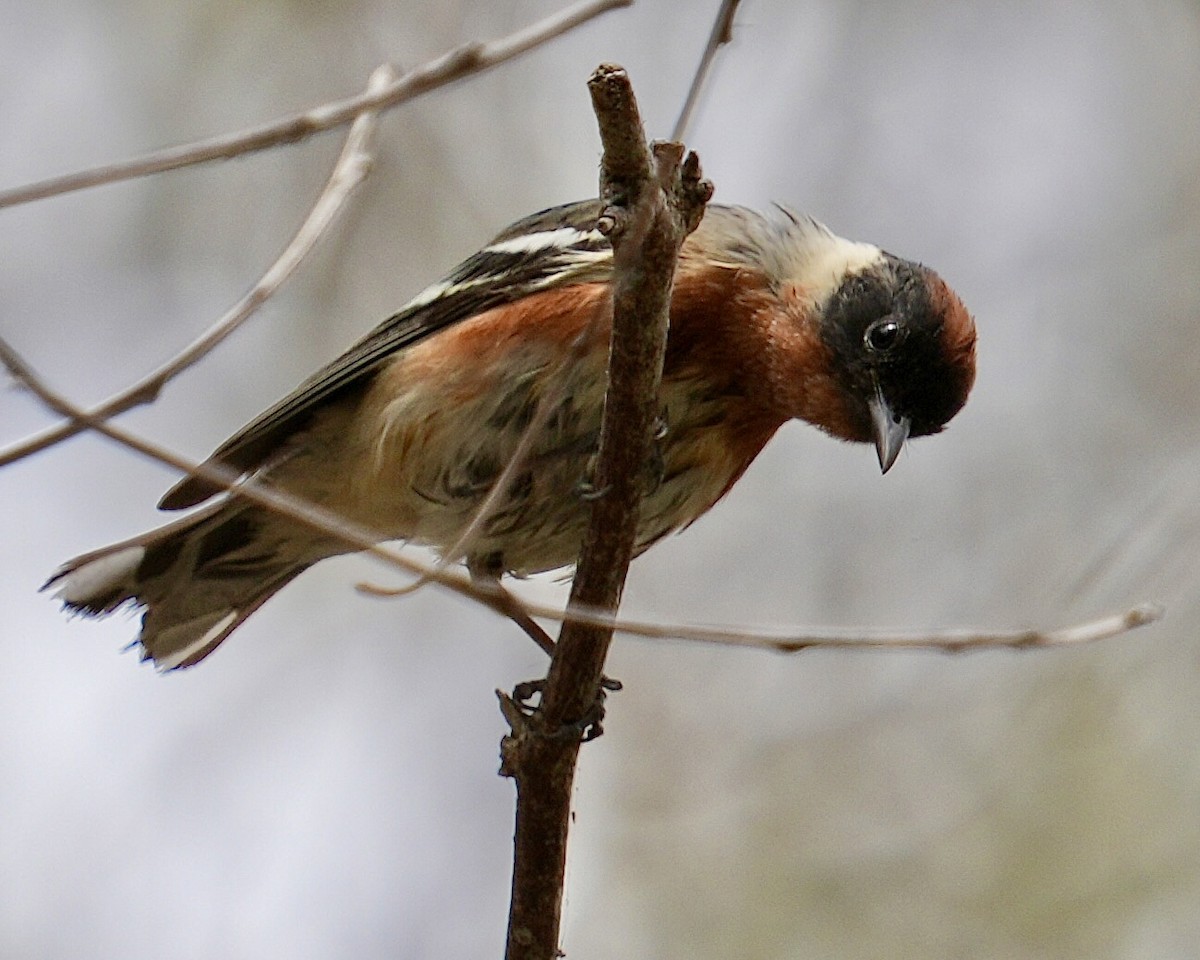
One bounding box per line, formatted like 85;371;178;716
47;200;976;670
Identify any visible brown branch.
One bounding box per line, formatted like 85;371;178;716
0;63;394;471
671;0;743;141
0;0;630;210
500;64;713;960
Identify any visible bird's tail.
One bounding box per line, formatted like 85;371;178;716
45;501;338;670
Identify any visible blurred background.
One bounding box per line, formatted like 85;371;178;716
3;0;1200;957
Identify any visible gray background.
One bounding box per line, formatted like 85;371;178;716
3;1;1199;957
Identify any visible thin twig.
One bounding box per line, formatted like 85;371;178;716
365;564;1163;654
0;64;395;471
0;0;629;211
0;335;420;578
590;601;1165;652
671;0;743;141
542;73;713;722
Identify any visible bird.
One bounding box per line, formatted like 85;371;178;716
46;200;977;670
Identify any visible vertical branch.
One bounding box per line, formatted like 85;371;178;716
500;64;712;960
0;0;631;210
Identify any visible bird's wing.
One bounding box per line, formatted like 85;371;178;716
160;199;614;509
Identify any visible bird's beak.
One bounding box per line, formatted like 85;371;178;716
869;393;910;474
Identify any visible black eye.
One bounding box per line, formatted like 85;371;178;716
864;318;902;353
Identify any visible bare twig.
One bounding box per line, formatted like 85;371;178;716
500;64;713;960
1;335;422;580
0;0;629;211
0;64;395;471
537;88;712;721
590;601;1165;652
671;0;743;141
367;565;1163;654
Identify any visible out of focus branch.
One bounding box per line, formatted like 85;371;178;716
0;0;629;210
0;335;426;581
499;63;713;960
672;0;743;140
0;64;394;470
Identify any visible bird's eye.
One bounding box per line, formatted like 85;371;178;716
864;318;902;353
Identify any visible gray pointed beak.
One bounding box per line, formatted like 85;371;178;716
869;394;910;474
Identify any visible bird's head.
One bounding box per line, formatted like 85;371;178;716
672;204;976;472
813;253;976;472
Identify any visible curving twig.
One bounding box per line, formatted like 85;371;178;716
0;335;426;582
593;601;1165;652
672;0;743;141
0;0;629;211
0;64;394;470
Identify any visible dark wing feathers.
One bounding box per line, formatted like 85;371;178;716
159;200;613;510
486;198;605;243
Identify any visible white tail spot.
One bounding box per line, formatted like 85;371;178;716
55;546;145;605
154;611;238;672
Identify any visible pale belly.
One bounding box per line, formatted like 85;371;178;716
317;361;755;575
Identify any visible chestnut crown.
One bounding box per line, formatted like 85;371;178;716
819;254;976;450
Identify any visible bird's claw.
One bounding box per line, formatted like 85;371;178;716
508;674;621;741
512;677;544;708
